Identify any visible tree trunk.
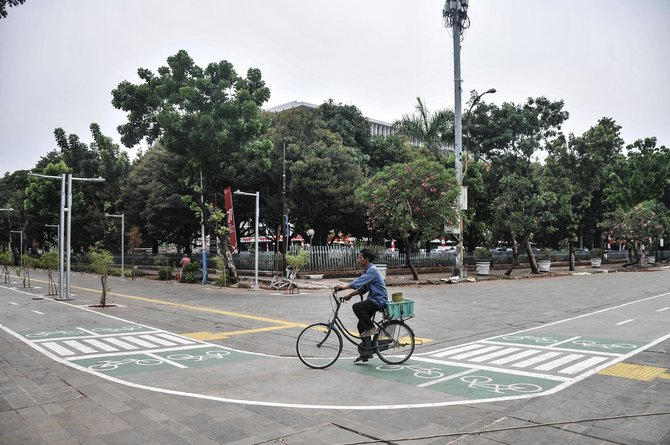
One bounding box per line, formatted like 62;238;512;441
219;231;239;283
404;236;419;280
568;241;576;271
99;275;107;307
504;233;522;276
526;238;539;274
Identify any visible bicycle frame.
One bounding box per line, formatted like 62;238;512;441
323;291;386;351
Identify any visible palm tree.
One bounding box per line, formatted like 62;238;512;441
393;98;454;159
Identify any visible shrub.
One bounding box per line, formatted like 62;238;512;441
158;267;173;281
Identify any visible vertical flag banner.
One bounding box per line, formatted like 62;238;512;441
224;187;238;253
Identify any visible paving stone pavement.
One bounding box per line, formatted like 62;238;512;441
1;266;669;444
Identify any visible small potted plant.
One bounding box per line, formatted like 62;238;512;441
475;247;492;276
590;248;604;268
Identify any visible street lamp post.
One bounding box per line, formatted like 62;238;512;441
443;0;470;278
282;138;289;269
28;173;104;299
45;224;60;294
306;228;314;247
463;88;496;176
105;213;125;278
234;190;260;290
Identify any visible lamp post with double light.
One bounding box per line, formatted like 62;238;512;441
27;173;104;299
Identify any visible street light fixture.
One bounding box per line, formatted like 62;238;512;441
306;228;315;247
464;88;496;177
27;173;104;299
233;190;260;290
105;213;125;279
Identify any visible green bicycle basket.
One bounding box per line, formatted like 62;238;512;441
384;299;415;320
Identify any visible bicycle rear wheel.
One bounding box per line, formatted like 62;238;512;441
296;323;343;369
374;320;415;365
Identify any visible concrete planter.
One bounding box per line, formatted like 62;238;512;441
590;258;602;268
537;259;551;273
376;263;388;280
475;261;491;275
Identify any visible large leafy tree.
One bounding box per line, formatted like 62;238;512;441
119;145;198;253
600;200;670;265
23;125;130;252
470;97;569;272
358;158;460;279
112;50;273;241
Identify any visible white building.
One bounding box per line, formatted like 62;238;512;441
266;101;394;138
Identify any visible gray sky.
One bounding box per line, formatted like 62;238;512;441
1;0;669;177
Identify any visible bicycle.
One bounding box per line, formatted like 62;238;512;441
296;291;415;369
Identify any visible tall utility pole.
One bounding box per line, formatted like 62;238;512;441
443;0;470;277
282;138;289;271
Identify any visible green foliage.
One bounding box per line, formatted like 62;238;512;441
180;260;201;283
393;98;454;160
358;158;460;244
286;249;309;270
89;247;113;276
158;267;173;281
0;250;12;267
599;200;670;250
475;247;492;260
590;248;604;258
0;0;26;19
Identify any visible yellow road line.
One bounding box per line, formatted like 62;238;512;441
598;362;669;381
183;324;304;340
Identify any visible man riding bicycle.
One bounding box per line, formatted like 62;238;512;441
334;248;389;362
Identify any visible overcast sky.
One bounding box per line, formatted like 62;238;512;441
1;0;669;177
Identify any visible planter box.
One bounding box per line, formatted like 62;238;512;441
475;261;491;275
590;258;602;268
537;259;551;273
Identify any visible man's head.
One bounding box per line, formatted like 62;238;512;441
357;249;375;267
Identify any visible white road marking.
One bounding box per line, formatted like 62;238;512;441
616;319;634;325
105;337;140;350
450;345;502;360
469;347;521;363
83;339;119;352
42;342;75;356
489;349;540;365
534;354;583;371
559;356;609;375
32;310;44;315
417;369;478;388
121;336;156;348
9;302;18;305
139;334;177;346
547;336;582;347
155;332;194;344
511;351;562;368
657;307;669;312
431;344;484;357
63;340;97;354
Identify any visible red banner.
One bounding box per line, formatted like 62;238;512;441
223;187;238;253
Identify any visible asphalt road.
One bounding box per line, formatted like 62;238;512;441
1;268;669;444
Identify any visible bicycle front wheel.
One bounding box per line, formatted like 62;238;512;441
296;323;343;369
374;320;415;365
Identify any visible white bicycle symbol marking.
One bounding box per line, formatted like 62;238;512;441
376;364;445;379
571;340;637;350
91;326;146;334
88;357;164;371
501;335;559;344
166;350;231;362
26;330;84;338
460;375;543;394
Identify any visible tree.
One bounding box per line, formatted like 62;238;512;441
0;0;26;19
393;98;454;160
358;158;460;280
112;50;273;245
119;145;198;253
600;200;669;266
88;247;113;307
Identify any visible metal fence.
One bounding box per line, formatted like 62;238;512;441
230;246;656;272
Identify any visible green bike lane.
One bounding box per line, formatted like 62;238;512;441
1;283;669;410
